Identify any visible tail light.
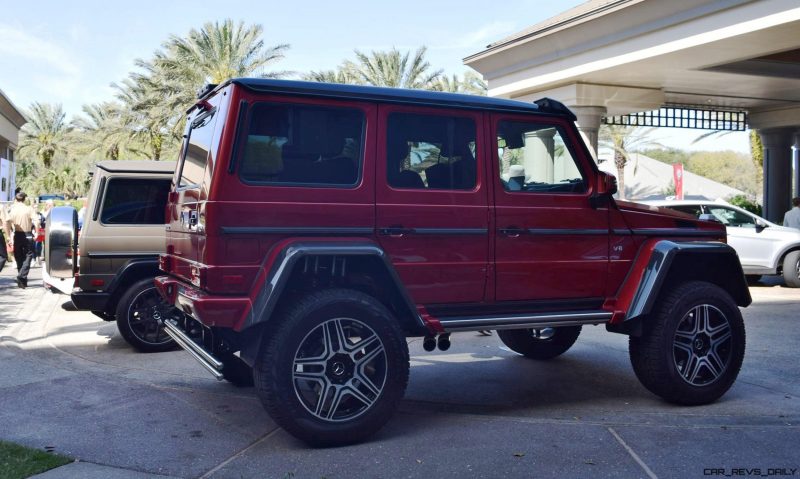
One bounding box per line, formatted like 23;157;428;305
159;254;173;273
190;264;208;288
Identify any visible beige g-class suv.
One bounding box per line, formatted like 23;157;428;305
46;160;178;352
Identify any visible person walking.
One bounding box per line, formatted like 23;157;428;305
6;192;40;288
0;202;10;272
784;197;800;230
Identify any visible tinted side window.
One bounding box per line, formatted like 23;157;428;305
496;122;585;193
180;109;217;188
100;178;171;225
240;104;364;187
386;113;477;190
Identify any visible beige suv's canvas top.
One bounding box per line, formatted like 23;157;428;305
96;160;176;174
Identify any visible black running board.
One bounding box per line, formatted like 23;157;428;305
437;310;611;332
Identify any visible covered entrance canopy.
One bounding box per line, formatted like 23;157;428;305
465;0;800;222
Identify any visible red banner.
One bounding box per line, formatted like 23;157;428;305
673;163;684;200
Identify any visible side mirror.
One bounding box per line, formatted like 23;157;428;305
595;171;618;196
755;220;768;232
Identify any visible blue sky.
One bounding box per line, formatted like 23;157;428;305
0;0;750;153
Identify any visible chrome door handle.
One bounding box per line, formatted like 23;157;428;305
499;227;525;238
378;227;414;237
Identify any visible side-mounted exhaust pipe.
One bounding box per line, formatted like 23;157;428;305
437;333;451;351
422;334;451;352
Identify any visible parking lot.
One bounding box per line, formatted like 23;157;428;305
1;265;798;479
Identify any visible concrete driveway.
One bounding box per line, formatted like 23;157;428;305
1;265;798;478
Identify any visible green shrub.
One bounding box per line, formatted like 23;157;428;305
728;194;762;216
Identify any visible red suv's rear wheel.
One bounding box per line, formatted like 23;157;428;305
254;289;409;447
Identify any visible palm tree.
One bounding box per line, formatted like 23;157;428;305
598;125;659;199
114;75;179;161
18;102;70;168
342;47;442;89
113;19;290;161
432;71;487;95
72;102;130;160
156;19;290;89
302;69;361;85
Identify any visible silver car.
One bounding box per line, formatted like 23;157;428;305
644;200;800;287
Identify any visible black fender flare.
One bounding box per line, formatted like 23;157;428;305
244;241;424;331
609;241;751;335
237;241;424;366
104;257;161;314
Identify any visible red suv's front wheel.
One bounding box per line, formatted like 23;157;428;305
629;281;746;405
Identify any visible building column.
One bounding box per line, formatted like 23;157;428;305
760;128;794;223
523;129;556;183
570;106;606;162
794;131;800;199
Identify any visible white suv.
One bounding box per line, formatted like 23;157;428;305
644;200;800;287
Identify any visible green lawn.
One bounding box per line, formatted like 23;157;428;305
0;441;71;479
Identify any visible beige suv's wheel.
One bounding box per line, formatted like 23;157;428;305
115;278;177;353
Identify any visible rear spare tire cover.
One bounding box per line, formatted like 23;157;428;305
46;206;78;279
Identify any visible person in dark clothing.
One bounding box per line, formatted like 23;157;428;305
6;192;39;288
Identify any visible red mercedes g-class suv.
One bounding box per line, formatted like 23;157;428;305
156;79;750;447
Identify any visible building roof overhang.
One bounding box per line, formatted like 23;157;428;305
464;0;800;123
0;88;27;129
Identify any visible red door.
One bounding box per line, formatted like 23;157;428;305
491;114;609;302
375;105;489;305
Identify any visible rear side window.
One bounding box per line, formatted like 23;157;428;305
239;103;364;187
386;113;477;190
100;178;171;225
179;109;217;188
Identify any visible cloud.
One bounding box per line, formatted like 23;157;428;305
0;25;81;79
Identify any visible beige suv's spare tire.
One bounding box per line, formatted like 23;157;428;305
46;206;78;280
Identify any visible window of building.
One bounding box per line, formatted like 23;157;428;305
239;103;364;187
496;121;585;193
386;113;477;190
100;178;171;225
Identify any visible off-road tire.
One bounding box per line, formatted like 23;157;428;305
254;288;409;447
629;281;745;405
782;251;800;288
115;278;176;353
221;354;254;387
497;326;582;360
